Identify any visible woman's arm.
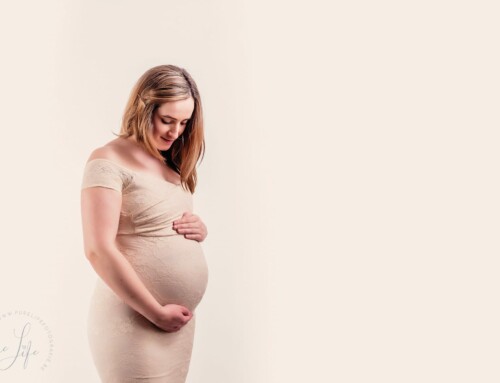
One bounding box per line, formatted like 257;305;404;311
81;185;162;323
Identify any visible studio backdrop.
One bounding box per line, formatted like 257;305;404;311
0;1;498;382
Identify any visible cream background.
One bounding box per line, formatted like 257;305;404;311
0;0;498;382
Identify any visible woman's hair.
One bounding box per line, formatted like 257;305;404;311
115;64;205;194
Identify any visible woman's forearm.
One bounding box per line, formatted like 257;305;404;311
86;246;162;323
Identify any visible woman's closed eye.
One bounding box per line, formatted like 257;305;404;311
162;120;187;125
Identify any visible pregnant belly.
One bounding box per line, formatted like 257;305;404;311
116;234;209;312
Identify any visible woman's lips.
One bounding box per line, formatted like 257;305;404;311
161;137;173;143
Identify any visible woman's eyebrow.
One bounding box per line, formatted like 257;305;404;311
161;114;190;121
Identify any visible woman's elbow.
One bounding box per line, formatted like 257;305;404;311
84;242;115;261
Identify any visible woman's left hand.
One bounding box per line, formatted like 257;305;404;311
172;212;208;242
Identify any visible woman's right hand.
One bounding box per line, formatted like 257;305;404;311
151;304;193;332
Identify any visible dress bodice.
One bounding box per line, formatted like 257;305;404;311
81;158;194;237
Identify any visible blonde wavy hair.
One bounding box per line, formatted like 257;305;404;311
114;64;205;194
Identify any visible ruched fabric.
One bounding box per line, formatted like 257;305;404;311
81;158;209;383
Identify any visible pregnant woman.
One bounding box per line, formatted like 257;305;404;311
80;64;209;382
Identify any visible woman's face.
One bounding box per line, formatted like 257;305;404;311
150;97;194;150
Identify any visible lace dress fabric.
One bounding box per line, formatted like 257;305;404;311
81;158;209;382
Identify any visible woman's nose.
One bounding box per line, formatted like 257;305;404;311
167;123;182;137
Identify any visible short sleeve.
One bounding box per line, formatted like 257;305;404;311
81;159;131;193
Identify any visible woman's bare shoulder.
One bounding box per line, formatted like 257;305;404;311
86;138;127;163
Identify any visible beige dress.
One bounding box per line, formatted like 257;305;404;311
81;158;209;383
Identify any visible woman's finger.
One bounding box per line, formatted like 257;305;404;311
185;233;201;241
176;222;196;230
173;213;198;225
